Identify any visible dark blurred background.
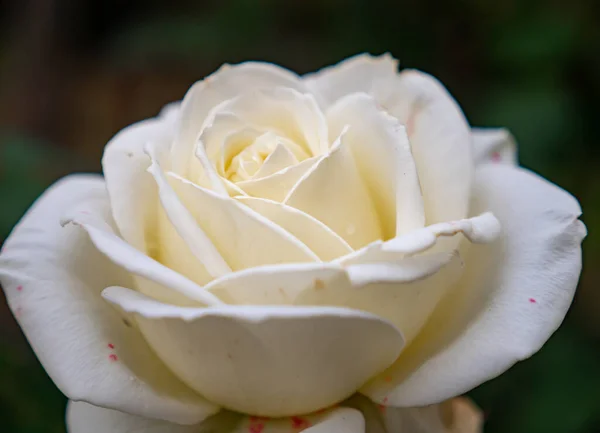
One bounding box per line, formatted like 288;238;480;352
1;0;599;432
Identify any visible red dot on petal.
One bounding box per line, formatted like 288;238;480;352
108;354;118;361
529;298;537;303
16;285;23;292
384;376;392;382
108;343;115;349
491;152;501;162
291;416;311;430
248;421;264;433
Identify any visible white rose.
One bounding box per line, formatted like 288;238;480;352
0;54;584;433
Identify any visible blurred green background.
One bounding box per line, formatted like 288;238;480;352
1;0;599;432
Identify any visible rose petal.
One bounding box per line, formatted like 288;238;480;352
304;53;399;107
205;262;347;305
236;197;353;261
297;252;463;344
362;165;585;406
0;176;218;424
103;286;404;417
166;172;320;270
101;112;174;251
63;208;222;306
173;62;309;175
336;212;500;267
326;93;425;238
252;140;299;179
236;156;319;202
67;402;365;433
145;141;232;279
384;70;473;225
346;394;482;433
233;407;365;433
214;87;329;157
284;134;383;249
472;127;517;166
67;401;239;433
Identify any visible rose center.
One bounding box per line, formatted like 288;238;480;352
223;131;310;182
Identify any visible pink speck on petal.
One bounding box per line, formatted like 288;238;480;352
108;354;118;362
16;285;23;292
248;418;265;433
529;298;537;303
491;152;501;162
248;424;264;433
291;416;311;430
108;343;115;349
378;397;389;413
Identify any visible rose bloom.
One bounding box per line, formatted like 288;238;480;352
0;54;585;433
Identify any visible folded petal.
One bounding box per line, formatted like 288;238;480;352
472;127;517;166
167;172;320;270
298;252;463;344
284;136;383;248
146;141;232;279
304;53;399;107
237;197;353;261
173;62;309;175
362;165;585;406
337;212;500;267
101;112;174;251
103;286;403;417
64;208;222;307
327;93;425;238
0;176;217;424
385;70;473;225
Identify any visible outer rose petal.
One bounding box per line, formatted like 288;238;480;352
385;70;473;226
362;165;585;406
67;397;479;433
67;401;207;433
471;127;517;166
103;286;404;417
67;402;365;433
304;53;399;107
0;175;218;424
102;110;175;251
305;54;472;226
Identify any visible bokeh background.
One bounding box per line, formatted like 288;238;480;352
1;0;599;432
